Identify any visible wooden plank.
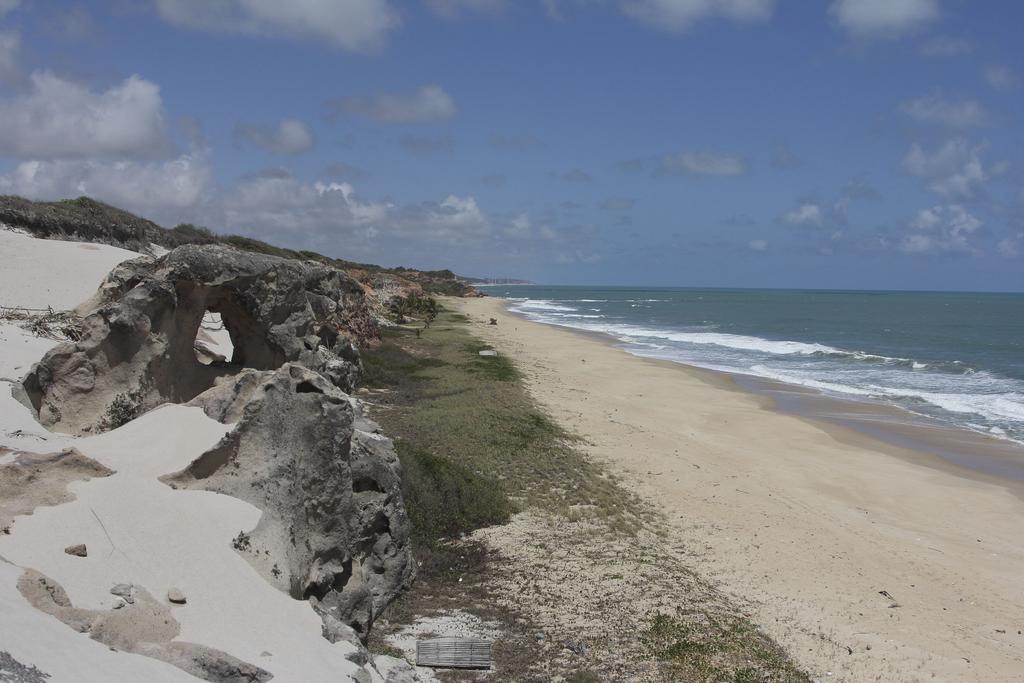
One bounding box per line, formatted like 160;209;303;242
416;638;493;669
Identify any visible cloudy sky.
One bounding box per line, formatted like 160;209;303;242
1;0;1022;290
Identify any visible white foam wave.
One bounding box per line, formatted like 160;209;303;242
510;299;577;312
583;324;843;356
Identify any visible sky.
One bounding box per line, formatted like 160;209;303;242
0;0;1022;291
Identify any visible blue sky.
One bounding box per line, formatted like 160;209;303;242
0;1;1022;291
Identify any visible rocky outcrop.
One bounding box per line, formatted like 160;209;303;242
166;364;414;637
17;241;415;648
23;244;375;434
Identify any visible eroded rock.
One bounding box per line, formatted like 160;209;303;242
163;364;414;636
23;244;374;434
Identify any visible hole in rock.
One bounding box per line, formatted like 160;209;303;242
295;381;323;395
194;311;234;365
352;476;384;494
302;559;353;601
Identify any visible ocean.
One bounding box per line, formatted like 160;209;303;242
484;286;1024;451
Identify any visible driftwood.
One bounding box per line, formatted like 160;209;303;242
0;306;83;341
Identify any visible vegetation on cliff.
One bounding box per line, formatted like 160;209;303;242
0;195;479;298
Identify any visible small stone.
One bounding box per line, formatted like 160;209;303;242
112;598;126;610
534;632;545;641
110;583;135;604
64;543;87;557
167;587;187;604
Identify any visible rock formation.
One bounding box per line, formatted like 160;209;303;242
19;243;415;640
23;244;375;434
167;363;414;636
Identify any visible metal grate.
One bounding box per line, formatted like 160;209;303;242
416;638;493;670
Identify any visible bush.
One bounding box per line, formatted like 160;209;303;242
100;393;140;431
396;441;514;547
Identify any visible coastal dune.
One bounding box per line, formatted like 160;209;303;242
0;228;417;682
453;296;1024;682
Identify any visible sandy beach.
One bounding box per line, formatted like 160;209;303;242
452;296;1024;682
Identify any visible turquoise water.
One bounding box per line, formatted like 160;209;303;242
485;286;1024;446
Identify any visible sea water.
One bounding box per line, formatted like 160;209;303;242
484;286;1024;447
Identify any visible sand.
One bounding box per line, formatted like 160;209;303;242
452;296;1024;682
0;228;140;311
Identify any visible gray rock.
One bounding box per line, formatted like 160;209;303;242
373;655;422;683
110;584;134;604
167;588;187;604
64;543;87;557
23;244;374;434
163;364;414;637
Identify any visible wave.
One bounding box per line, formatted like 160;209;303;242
510;299;577;312
569;323;845;356
747;366;1024;433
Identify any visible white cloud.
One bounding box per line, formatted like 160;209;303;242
657;150;747;176
0;30;18;83
919;36;972;57
425;0;505;18
0;71;172;160
829;0;939;38
899;93;989;128
217;174;491;248
0;150;212;218
997;237;1019;258
783;202;824;227
902;138;995;199
623;0;774;31
154;0;399;53
236;118;314;155
985;65;1019;91
331;85;456;123
748;239;768;251
901;204;982;254
504;213;532;238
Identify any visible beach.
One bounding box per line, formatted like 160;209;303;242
452;295;1024;682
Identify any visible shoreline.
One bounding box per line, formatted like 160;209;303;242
498;296;1024;489
450;295;1024;682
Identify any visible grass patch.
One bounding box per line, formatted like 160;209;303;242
359;309;644;542
642;612;807;682
397;441;514;546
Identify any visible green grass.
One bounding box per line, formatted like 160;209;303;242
396;441;514;546
642;612;808;682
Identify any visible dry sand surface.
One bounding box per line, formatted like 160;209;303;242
0;228;140;311
452;296;1024;683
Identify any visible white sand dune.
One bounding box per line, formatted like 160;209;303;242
0;228;140;311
